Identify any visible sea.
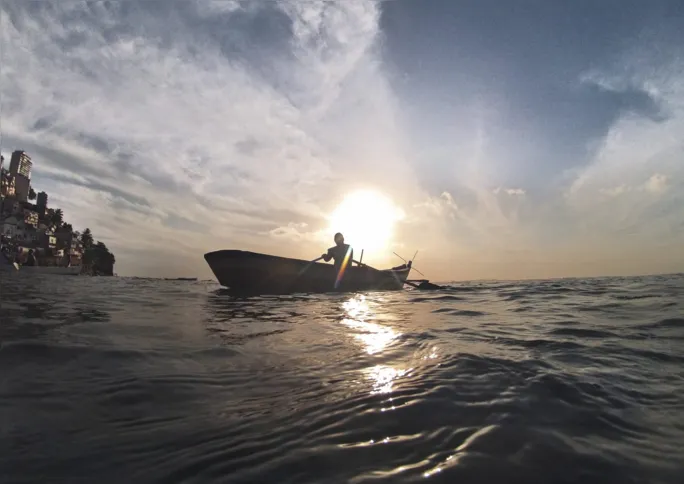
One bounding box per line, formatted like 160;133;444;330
0;272;682;484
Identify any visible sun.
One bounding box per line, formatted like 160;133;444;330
327;190;405;254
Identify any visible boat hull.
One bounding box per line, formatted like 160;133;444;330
0;255;18;272
204;250;411;295
18;265;82;275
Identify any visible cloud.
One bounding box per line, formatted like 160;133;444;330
493;187;526;196
643;173;669;194
598;173;669;197
600;185;631;197
266;222;325;246
564;51;684;255
413;191;458;217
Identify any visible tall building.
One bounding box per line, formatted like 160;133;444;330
9;150;32;179
14;174;30;202
0;155;8;200
37;191;48;216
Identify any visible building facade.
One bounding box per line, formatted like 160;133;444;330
40;228;57;251
0;170;15;199
1;199;23;216
37;191;48;216
1;216;19;238
9;151;32;179
13;174;30;202
24;208;39;228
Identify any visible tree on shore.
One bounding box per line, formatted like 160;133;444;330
83;240;116;276
80;228;93;249
28;188;36;200
50;208;64;228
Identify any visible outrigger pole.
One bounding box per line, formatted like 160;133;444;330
398;250;444;290
393;251;426;277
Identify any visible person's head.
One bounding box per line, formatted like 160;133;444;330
28;249;33;255
334;232;344;246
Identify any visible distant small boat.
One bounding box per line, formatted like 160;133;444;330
0;254;19;272
204;249;411;295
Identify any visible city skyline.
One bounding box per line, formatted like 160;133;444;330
1;0;683;280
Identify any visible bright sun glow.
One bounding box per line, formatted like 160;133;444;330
327;190;405;253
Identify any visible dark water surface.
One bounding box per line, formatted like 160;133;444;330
1;272;683;484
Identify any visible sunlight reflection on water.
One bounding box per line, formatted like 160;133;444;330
340;294;401;355
365;365;408;395
340;295;410;399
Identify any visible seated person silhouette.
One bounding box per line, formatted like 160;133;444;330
322;232;353;287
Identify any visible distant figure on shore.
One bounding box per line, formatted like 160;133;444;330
25;249;36;267
322;232;353;287
62;250;71;267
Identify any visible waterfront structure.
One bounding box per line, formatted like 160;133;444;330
0;148;111;273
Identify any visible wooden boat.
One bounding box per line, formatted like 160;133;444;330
204;249;412;295
17;264;82;275
0;253;19;272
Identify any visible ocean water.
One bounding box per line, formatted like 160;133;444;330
0;272;682;484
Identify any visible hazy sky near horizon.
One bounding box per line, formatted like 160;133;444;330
2;0;683;280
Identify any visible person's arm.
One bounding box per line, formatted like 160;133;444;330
321;248;333;262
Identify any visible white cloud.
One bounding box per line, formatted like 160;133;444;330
414;191;458;216
643;173;668;194
600;185;631;197
561;54;684;271
493;187;526;196
596;174;669;198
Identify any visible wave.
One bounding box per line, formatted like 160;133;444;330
409;295;467;303
549;327;619;339
431;308;487;316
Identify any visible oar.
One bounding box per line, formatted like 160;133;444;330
298;255;324;276
403;279;423;289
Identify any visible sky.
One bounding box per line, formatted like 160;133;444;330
1;0;683;281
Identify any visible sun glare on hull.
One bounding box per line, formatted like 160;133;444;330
327;190;404;254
